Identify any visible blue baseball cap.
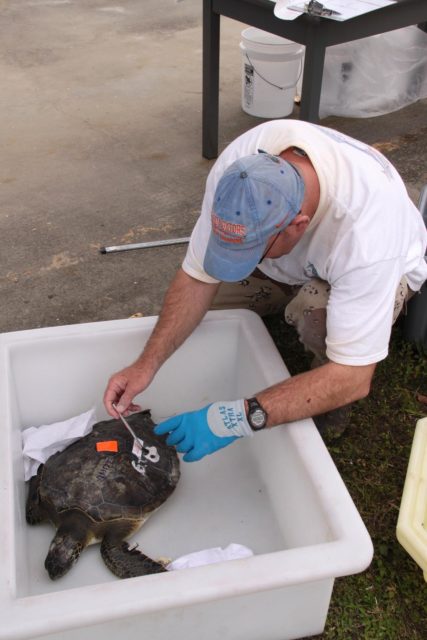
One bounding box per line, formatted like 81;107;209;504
203;152;305;282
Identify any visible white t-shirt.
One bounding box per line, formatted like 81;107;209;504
182;120;427;366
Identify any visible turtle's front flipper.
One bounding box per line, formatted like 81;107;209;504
26;466;47;525
45;518;91;580
101;535;167;578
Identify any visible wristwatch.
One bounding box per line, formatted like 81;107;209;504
246;397;268;431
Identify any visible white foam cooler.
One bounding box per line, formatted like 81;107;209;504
0;310;373;640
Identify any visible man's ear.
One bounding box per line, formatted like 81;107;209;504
287;213;310;235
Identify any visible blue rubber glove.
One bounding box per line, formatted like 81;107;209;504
154;400;253;462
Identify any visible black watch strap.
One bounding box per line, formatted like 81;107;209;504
246;397;268;431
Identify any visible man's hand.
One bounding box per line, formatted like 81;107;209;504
103;269;220;420
154;400;253;462
103;364;153;418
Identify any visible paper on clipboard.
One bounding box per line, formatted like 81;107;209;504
274;0;396;22
273;0;300;20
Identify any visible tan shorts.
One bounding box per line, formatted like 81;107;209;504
211;270;411;363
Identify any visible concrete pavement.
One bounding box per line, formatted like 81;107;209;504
1;0;426;333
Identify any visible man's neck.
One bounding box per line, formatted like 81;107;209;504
279;147;320;220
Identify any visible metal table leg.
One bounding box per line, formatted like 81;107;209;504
299;26;326;123
203;0;220;159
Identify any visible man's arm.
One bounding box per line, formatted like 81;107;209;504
153;360;376;462
103;268;220;417
256;361;376;426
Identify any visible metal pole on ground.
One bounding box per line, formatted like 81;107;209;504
100;237;190;254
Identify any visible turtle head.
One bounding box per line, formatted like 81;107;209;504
45;525;89;580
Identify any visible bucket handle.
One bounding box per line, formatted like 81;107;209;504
245;52;303;91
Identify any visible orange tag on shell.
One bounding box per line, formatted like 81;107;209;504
96;440;118;452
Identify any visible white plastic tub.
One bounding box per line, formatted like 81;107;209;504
0;310;373;640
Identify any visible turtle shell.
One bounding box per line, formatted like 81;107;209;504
38;410;180;525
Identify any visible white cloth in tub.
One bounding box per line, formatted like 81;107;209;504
167;543;253;570
22;407;97;481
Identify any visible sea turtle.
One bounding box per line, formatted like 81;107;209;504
26;410;180;580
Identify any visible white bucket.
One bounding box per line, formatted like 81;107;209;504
240;27;304;118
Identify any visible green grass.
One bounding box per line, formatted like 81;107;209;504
263;314;427;640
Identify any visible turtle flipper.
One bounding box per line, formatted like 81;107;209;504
101;535;167;578
26;466;48;525
45;520;90;580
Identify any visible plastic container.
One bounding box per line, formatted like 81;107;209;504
0;310;373;640
397;417;427;581
319;26;427;119
240;27;303;118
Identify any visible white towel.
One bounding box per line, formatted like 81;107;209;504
167;543;253;571
22;407;97;481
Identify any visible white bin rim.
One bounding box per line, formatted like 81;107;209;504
241;27;304;54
